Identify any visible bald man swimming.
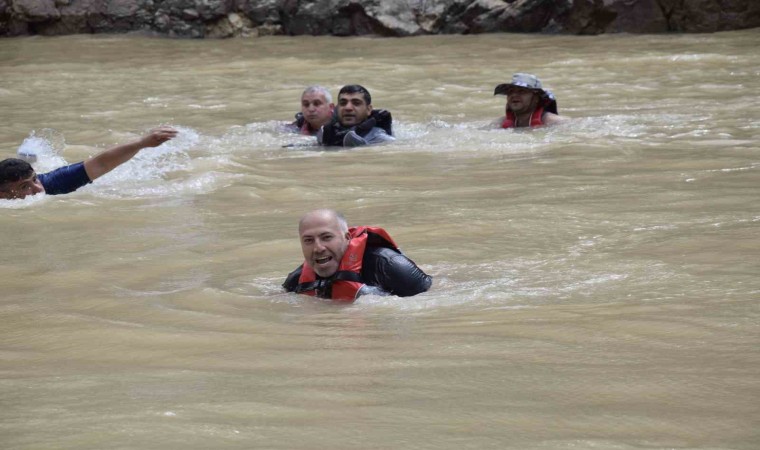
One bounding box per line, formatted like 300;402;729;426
283;209;431;302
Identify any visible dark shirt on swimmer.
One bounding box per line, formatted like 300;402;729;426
283;246;432;299
38;162;92;195
317;109;395;147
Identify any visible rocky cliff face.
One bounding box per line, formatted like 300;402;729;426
2;0;759;38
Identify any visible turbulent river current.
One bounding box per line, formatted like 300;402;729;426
1;30;759;449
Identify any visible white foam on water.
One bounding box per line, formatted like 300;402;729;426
0;193;50;209
2;111;707;210
15;128;68;171
84;125;201;198
222;121;318;155
244;253;648;313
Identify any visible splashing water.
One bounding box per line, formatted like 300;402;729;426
15;129;68;170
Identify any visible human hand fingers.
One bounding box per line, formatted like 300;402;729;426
144;127;178;145
152;127;178;138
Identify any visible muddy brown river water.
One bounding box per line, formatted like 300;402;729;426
1;30;759;449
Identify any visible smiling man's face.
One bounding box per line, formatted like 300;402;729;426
299;211;350;278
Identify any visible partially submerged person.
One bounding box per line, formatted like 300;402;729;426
0;127;177;200
283;209;432;302
318;85;395;147
494;73;566;128
289;85;335;136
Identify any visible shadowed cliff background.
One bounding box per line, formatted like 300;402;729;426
2;0;759;38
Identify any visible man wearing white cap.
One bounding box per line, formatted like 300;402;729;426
494;73;566;128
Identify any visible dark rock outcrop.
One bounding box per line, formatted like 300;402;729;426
1;0;758;37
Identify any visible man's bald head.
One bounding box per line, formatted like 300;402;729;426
298;209;351;277
298;209;348;235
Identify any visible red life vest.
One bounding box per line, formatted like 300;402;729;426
295;226;399;302
300;121;316;136
501;106;545;128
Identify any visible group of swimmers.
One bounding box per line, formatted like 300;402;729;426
1;72;564;301
287;72;565;147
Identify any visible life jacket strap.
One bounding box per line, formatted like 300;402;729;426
294;279;327;294
333;271;363;283
294;270;363;294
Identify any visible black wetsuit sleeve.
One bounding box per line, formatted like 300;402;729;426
282;264;304;292
365;247;432;297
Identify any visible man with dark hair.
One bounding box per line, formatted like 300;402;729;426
318;85;395;147
0;127;177;200
283;209;432;302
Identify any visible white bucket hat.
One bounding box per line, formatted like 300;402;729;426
494;73;558;114
494;73;546;96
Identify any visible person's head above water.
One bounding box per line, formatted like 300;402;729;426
0;158;44;199
298;209;351;278
300;85;334;131
1;126;177;201
337;85;373;127
493;73;562;128
494;73;550;116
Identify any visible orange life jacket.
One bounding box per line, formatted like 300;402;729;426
295;226;398;302
501;106;545;128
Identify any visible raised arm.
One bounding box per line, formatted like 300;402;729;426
84;126;177;181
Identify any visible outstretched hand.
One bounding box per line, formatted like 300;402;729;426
140;126;178;148
84;126;179;181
